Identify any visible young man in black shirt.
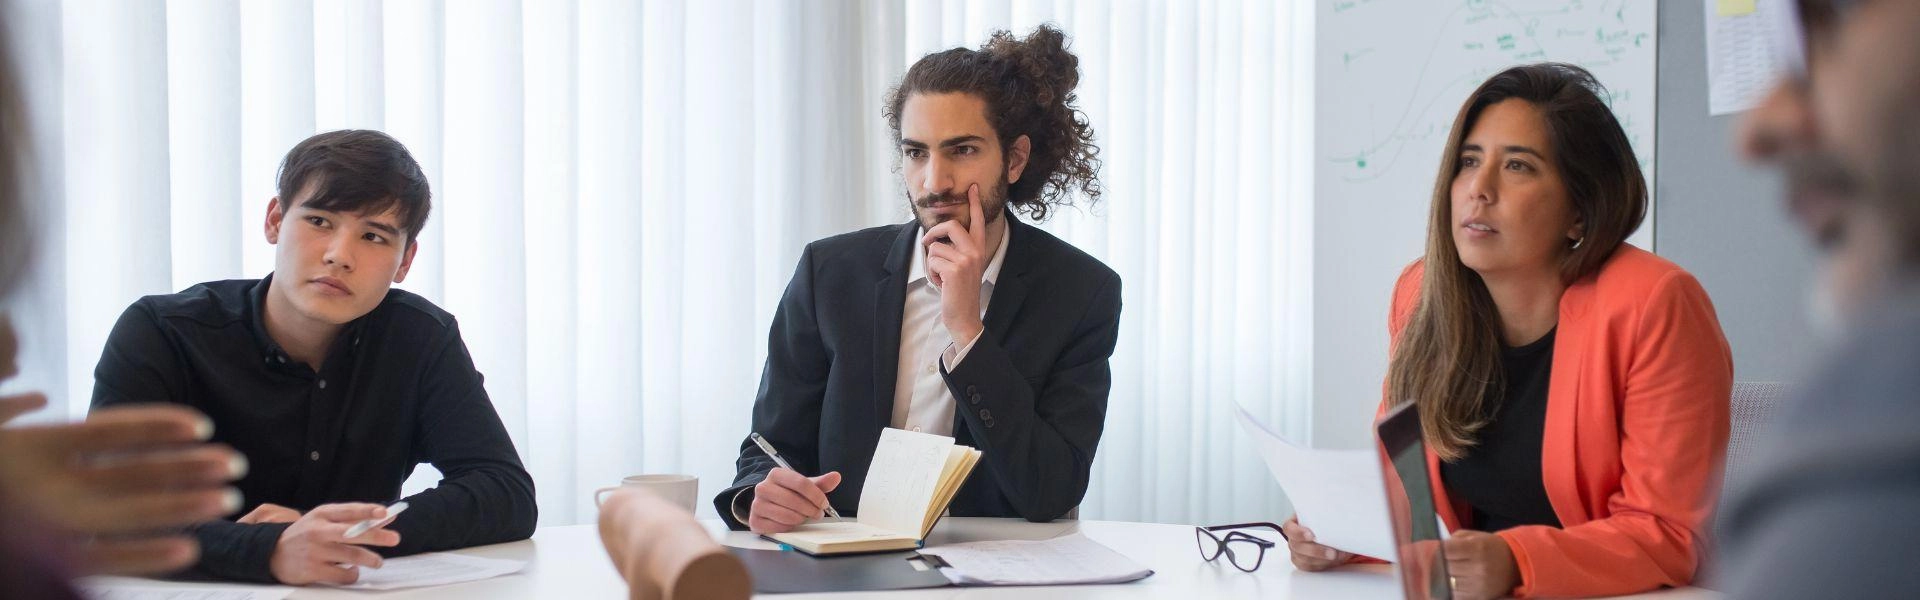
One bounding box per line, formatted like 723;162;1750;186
90;130;536;585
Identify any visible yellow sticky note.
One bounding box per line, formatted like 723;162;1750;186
1717;0;1757;16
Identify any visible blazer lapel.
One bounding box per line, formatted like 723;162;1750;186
1543;276;1594;526
871;221;916;431
981;215;1034;344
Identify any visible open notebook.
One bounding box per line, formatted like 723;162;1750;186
766;428;981;555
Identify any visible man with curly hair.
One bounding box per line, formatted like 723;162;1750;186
716;24;1121;533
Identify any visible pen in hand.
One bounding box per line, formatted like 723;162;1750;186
344;501;409;539
750;432;842;519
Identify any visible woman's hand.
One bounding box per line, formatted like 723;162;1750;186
1443;530;1520;599
1281;515;1354;571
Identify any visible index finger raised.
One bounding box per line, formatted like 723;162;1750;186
967;183;987;246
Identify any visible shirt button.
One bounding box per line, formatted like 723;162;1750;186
910;426;922;432
925;364;936;374
317;379;328;389
309;451;320;461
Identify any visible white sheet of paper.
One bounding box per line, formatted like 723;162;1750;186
1705;0;1786;115
856;428;954;536
1234;403;1398;561
80;577;291;600
343;552;526;591
919;533;1153;586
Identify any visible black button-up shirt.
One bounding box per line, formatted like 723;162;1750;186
90;275;536;582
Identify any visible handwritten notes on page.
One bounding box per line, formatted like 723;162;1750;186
857;428;954;536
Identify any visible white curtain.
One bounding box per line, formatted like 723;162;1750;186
3;0;1314;527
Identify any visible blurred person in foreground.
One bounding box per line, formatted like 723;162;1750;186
1719;0;1920;597
0;24;244;598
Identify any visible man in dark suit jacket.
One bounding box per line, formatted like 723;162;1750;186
715;25;1121;532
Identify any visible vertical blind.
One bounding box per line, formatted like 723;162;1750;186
3;0;1314;527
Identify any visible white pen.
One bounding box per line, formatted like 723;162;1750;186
750;432;841;518
344;501;409;539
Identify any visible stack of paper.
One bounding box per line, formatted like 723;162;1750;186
344;552;526;591
918;533;1153;586
80;553;522;596
80;578;291;600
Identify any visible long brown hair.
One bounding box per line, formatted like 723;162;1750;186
1387;63;1647;460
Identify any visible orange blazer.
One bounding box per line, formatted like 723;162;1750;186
1382;245;1732;598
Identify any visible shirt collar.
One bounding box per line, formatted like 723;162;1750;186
246;275;291;365
909;221;1012;288
248;272;369;369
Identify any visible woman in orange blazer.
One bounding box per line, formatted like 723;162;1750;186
1286;64;1732;599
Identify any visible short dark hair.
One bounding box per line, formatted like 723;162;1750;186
884;24;1102;222
275;130;431;244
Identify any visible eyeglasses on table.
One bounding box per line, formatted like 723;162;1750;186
1194;521;1286;572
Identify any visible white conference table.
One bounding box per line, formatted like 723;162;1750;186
107;518;1723;599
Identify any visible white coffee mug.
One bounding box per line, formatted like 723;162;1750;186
595;474;699;512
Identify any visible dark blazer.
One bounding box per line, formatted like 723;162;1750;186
715;215;1122;529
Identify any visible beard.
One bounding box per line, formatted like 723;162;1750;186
908;174;1011;233
1781;149;1866;250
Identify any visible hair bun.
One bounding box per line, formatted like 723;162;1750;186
985;24;1078;108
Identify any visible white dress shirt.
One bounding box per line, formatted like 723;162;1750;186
889;224;1011;436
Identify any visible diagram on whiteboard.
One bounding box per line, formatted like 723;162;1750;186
1320;0;1656;190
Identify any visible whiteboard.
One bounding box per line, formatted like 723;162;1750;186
1317;0;1658;249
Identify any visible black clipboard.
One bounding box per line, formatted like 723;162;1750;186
726;546;951;594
